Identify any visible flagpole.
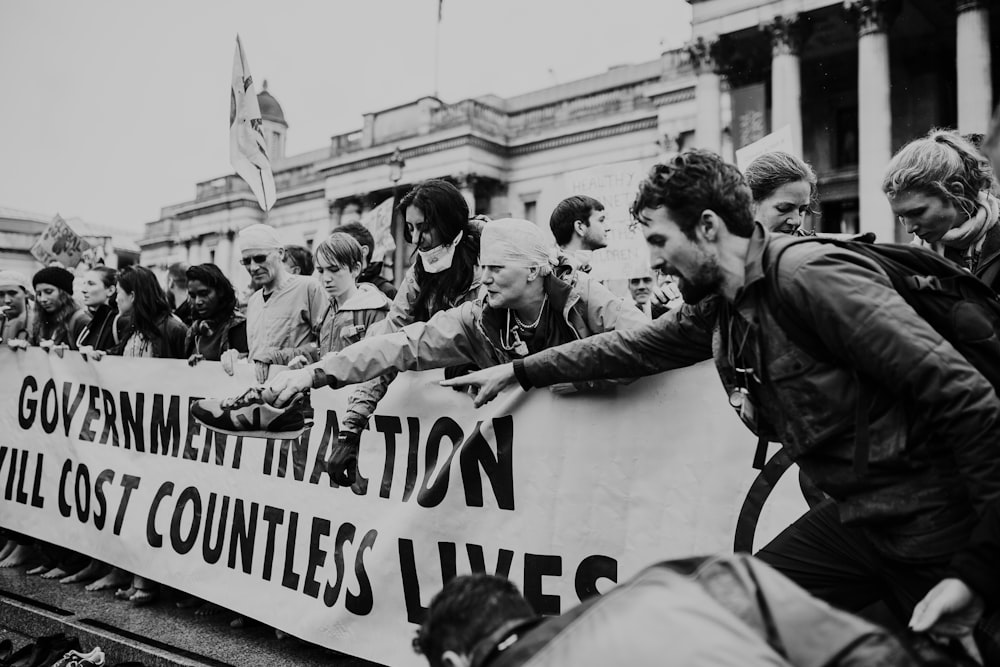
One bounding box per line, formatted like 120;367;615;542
433;0;441;97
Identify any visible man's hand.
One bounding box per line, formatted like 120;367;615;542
910;578;983;637
187;353;205;367
254;360;271;384
439;363;518;408
262;368;313;407
287;355;309;370
327;431;361;486
220;349;242;376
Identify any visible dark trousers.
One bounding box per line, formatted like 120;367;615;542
756;499;1000;665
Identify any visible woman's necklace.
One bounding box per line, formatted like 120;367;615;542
512;295;548;330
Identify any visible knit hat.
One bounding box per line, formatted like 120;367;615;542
32;266;75;295
480;218;558;269
0;270;32;294
238;224;285;251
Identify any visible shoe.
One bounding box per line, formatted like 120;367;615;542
50;647;105;667
190;388;312;440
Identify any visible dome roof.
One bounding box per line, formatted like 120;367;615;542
257;81;287;127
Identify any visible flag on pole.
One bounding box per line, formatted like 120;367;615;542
229;35;276;211
360;197;397;263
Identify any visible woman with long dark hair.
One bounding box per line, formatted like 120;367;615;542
76;266;122;352
106;265;187;605
113;265;187;360
30;267;90;349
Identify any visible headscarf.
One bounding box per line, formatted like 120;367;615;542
480;218;558;270
0;270;32;295
238;224;285;251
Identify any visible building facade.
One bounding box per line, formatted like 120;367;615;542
140;0;994;285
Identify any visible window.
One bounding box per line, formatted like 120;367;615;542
523;200;537;223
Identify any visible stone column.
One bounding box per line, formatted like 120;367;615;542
846;0;898;242
688;37;723;155
457;173;477;215
215;231;234;280
957;0;993;134
765;14;806;158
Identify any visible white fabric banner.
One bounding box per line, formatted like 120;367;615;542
0;348;805;666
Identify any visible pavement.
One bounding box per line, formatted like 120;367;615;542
0;563;385;667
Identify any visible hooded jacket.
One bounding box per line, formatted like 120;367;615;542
513;224;1000;566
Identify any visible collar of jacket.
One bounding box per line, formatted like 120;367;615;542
478;274;579;352
735;222;771;302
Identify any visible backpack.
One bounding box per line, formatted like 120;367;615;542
763;236;1000;475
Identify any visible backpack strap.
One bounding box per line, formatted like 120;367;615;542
763;237;873;476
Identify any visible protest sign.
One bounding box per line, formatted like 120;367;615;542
359;197;397;263
735;125;795;171
30;215;91;268
563;161;653;282
0;348;805;666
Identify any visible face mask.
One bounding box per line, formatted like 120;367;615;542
418;231;463;274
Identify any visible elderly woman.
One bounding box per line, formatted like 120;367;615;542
883;129;1000;291
192;218;648;483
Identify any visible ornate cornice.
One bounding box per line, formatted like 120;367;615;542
686;36;720;75
843;0;901;37
763;14;809;57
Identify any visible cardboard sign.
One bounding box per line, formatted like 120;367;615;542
30;215;91;268
563;161;654;281
0;349;806;666
735;126;795;171
359;197;396;263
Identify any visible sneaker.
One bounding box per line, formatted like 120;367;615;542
190;387;312;439
50;647;105;667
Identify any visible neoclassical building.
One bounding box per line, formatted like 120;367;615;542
140;0;994;284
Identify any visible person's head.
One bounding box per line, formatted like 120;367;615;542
314;232;364;303
336;222;376;268
630;150;755;304
185;263;237;321
238;224;287;290
399;179;469;255
32;267;76;315
480;218;555;311
744;151;818;234
549;195;608;250
0;270;32;319
628;273;655;306
80;266;117;310
166;261;189;293
116;265;170;334
882;129;994;244
283;244;314;276
413;574;535;667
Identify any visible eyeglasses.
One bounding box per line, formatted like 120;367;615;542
241;254;271;267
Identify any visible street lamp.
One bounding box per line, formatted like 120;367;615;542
388;147;407;286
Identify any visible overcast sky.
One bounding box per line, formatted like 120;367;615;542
0;0;692;234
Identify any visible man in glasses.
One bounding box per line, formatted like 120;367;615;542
443;150;1000;662
239;223;327;383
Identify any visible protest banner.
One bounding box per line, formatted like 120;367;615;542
359;197;397;263
735;125;795;171
30;215;91;268
563;160;653;282
0;348;805;666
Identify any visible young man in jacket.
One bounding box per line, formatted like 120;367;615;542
440;150;1000;661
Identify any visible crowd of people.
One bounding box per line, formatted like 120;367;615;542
3;127;1000;665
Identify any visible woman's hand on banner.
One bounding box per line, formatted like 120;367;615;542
254;360;271;384
263;368;313;407
220;349;243;376
79;345;105;362
187;353;205;367
7;338;29;351
439;363;517;408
